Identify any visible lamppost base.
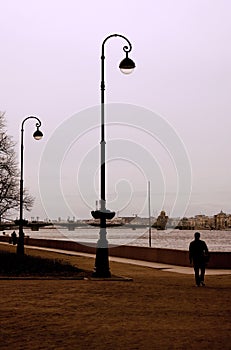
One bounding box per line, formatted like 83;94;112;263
91;210;115;278
92;247;111;278
17;232;24;255
16;222;27;255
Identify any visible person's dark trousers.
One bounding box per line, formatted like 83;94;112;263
194;263;205;286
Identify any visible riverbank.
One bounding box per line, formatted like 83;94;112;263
0;243;230;349
1;235;230;268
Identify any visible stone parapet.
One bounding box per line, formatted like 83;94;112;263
0;236;230;269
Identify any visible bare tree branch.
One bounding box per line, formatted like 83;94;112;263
0;112;34;221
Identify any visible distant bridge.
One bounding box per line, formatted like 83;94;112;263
55;221;148;231
0;221;53;232
0;220;149;232
55;221;89;231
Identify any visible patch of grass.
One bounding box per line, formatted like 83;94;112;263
0;250;84;277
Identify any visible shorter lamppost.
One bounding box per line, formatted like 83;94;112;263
91;34;136;277
17;116;43;255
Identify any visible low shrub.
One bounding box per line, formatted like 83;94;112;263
0;250;83;276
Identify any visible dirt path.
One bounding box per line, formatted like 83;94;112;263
0;244;230;349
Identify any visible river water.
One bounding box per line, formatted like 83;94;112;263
7;226;231;252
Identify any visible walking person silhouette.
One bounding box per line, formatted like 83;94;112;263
189;232;209;287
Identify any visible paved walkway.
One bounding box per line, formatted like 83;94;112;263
26;245;231;275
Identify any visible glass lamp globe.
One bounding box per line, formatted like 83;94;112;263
119;57;136;74
33;128;43;140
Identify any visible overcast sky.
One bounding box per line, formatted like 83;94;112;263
1;0;231;220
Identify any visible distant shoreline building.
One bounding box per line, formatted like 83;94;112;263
173;210;231;230
152;211;168;230
119;210;231;230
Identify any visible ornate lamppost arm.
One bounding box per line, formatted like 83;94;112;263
101;34;132;137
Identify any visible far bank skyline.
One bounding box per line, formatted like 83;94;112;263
25;209;230;222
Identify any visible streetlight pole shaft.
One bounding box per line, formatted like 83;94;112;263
100;45;106;212
17;126;24;255
100;34;132;213
148;181;152;247
93;34;133;277
17;116;42;255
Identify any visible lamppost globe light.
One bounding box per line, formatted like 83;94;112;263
33;128;43;140
119;57;136;74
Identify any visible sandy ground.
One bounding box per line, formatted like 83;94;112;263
0;244;230;350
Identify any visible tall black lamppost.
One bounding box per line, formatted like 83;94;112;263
17;116;43;255
91;34;136;277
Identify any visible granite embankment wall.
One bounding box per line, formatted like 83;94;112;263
1;236;230;269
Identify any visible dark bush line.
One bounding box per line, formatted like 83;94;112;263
0;250;83;276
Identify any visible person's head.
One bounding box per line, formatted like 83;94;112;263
194;232;200;240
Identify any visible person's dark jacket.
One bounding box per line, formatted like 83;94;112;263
189;239;209;265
